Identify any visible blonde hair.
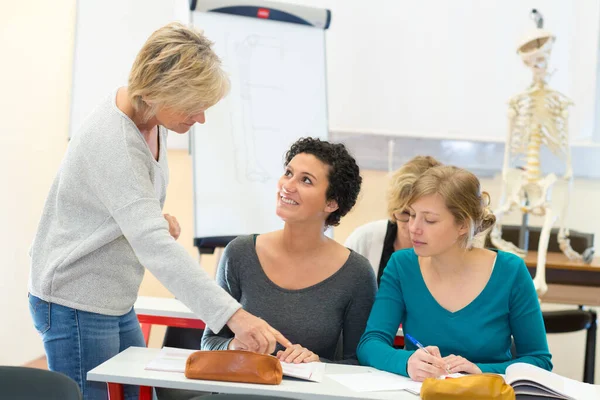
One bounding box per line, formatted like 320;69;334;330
387;156;442;221
128;22;229;121
405;165;496;249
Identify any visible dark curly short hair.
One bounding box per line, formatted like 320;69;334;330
284;137;362;227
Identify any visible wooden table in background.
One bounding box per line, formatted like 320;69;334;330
524;252;600;306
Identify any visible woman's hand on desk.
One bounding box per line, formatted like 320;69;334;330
227;309;292;354
276;344;320;364
407;346;447;382
442;354;482;375
163;214;181;240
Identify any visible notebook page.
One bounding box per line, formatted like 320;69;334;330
145;347;195;372
506;363;600;400
562;378;600;399
280;361;326;382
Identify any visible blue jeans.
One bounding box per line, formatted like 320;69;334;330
28;294;146;400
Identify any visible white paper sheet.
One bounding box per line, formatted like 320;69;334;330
328;370;415;392
280;361;326;382
145;347;195;373
403;373;465;395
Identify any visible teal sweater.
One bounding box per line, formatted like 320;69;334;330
357;248;552;375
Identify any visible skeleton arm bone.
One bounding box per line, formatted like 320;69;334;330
504;104;518;181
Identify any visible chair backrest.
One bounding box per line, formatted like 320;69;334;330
0;366;82;400
162;326;204;349
485;225;593;253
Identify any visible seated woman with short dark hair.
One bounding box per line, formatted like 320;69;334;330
202;137;377;364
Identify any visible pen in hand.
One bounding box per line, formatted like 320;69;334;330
404;333;451;375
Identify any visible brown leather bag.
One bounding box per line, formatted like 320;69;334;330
184;350;283;385
421;374;515;400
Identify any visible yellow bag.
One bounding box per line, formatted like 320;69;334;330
421;374;515;400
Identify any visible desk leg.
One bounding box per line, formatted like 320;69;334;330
141;323;151;346
140;385;153;400
107;383;152;400
107;383;124;400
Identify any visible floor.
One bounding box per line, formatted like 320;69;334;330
24;356;48;370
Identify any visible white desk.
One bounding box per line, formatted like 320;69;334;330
88;347;419;400
134;296;404;346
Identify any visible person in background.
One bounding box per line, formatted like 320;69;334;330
357;165;552;381
28;23;289;400
202;137;377;364
345;156;441;284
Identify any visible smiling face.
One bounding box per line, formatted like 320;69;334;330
276;153;338;224
408;193;468;257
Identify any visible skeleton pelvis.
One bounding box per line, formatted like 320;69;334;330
508;172;557;215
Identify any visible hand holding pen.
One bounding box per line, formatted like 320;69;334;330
405;333;451;382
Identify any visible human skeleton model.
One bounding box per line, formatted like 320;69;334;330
490;13;589;297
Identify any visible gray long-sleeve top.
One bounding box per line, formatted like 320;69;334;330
28;89;240;332
202;235;377;363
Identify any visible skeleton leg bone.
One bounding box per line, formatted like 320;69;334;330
533;208;557;298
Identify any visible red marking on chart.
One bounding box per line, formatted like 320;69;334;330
257;8;270;19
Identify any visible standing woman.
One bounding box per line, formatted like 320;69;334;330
28;23;289;400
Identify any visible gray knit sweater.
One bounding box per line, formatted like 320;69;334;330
28;90;240;332
202;235;377;363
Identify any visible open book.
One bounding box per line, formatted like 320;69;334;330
145;347;325;383
505;363;600;399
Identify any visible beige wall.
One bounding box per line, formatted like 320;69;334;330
1;0;598;384
0;0;75;365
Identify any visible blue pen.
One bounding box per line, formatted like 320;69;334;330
404;334;451;374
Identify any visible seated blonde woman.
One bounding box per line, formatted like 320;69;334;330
345;156;441;284
357;166;552;380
